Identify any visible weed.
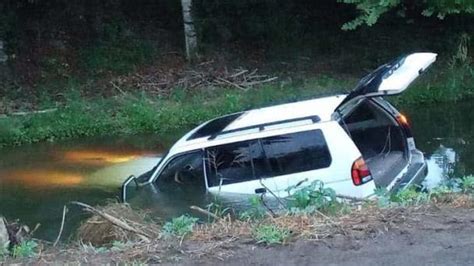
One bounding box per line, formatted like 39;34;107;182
206;198;231;221
162;215;199;237
12;240;38;258
253;224;290;245
238;196;267;221
285;180;338;213
390;186;430;207
460;175;474;194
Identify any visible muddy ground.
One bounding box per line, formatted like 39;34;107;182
182;207;474;266
3;206;474;265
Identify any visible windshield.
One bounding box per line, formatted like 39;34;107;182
155;150;206;192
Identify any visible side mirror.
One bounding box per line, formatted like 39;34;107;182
121;175;139;203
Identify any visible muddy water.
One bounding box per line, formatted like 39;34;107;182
402;101;474;189
0;101;473;240
0;135;167;239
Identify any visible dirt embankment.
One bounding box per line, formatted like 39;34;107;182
213;207;474;266
4;204;474;265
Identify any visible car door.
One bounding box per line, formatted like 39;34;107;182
258;129;334;197
334;52;437;113
205;139;271;195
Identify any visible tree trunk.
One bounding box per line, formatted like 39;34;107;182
181;0;198;61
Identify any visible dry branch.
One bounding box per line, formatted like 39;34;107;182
71;201;151;243
128;65;278;96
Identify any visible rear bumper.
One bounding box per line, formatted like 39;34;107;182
390;150;428;193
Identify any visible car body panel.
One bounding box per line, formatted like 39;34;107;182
122;53;436;203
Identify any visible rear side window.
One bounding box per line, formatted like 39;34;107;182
205;129;331;187
206;140;267;187
261;130;331;176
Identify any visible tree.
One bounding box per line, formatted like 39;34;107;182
181;0;198;60
339;0;474;30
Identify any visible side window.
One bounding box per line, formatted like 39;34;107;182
261;130;331;176
156;151;205;192
206;140;267;187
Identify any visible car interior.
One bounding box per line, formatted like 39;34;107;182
339;99;408;187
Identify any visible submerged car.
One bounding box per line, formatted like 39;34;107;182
122;52;436;201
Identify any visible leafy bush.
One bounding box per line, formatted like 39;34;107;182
390;186;430;206
460;175;474;193
285;180;338;213
12;240;38;258
253;224;290;245
162;215;199;237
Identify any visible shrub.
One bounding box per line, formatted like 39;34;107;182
460;175;474;194
253;224;290;245
285;180;337;213
162;215;199;237
12;240;38;258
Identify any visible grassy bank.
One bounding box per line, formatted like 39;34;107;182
1;177;473;264
1;64;473;149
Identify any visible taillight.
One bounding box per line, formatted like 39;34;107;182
351;157;373;186
396;113;412;137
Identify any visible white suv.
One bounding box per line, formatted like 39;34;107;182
122;53;436;201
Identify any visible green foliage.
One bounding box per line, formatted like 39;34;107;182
162;215;199;237
253;224;290;245
340;0;474;30
206;197;231;221
375;186;430;207
460;175;474;193
238;196;267;221
12;240;38;258
0;76;349;148
390;186;430;206
285;180;339;213
339;0;401;30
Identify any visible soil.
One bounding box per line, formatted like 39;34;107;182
4;206;474;265
182;207;474;266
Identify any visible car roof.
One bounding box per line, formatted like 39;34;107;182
171;94;346;153
226;95;345;130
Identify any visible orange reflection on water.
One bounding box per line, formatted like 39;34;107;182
63;150;144;165
4;169;84;188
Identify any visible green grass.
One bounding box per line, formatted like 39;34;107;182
11;240;38;259
253;224;290;245
162;215;199;237
0;76;350;148
0;65;473;148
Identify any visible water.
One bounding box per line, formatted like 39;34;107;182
0;135;167;240
1;101;474;240
402;101;474;188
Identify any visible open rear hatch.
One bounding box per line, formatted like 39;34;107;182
335;52;437;110
334;52;437;189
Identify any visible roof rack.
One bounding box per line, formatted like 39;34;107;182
208;115;321;140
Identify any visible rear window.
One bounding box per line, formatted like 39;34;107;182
205;129;331;187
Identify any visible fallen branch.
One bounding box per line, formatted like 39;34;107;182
71;201;151;243
336;194;369;202
53;205;68;247
190;205;222;221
